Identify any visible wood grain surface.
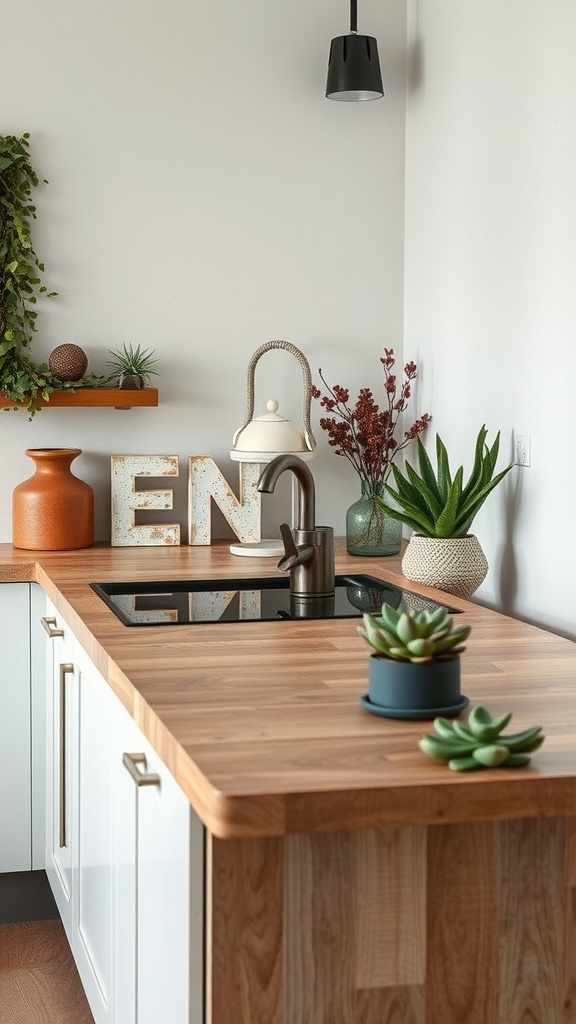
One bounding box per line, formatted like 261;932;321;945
0;920;94;1024
207;818;576;1024
2;542;576;1023
1;540;575;838
0;387;158;408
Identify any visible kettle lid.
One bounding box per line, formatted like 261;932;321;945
233;400;306;453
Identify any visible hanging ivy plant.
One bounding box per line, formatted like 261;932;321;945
0;133;106;416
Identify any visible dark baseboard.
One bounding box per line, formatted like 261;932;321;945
0;870;59;923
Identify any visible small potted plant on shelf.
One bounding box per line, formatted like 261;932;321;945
376;425;514;599
106;343;159;390
358;601;471;719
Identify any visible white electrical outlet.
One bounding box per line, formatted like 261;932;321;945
514;433;531;467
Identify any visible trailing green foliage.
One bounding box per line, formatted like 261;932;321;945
358;601;471;664
376;425;514;538
0;133;106;417
0;133;51;349
419;704;544;771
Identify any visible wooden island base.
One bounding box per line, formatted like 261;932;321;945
209;818;576;1024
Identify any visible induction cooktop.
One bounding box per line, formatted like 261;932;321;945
91;574;459;627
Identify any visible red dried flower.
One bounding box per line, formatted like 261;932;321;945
312;350;430;489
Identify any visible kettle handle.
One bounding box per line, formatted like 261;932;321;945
232;340;316;451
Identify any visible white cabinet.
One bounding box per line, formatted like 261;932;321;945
0;581;47;874
42;596;204;1024
43;598;76;934
43;598;125;1022
30;583;47;869
44;607;115;1019
115;706;204;1024
0;582;32;872
72;639;116;1022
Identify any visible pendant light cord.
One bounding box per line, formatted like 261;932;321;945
349;0;358;33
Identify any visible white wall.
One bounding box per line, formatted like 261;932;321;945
8;1;566;639
405;0;576;638
1;0;408;544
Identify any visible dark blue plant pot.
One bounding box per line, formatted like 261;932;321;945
367;653;463;715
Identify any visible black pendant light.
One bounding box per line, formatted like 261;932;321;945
326;0;384;102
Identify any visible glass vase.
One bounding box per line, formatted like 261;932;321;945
346;481;402;557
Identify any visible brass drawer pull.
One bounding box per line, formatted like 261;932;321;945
59;663;74;848
122;752;161;788
41;616;64;638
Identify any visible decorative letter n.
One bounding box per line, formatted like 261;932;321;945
188;457;261;545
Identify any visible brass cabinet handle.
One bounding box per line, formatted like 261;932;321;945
122;752;161;788
59;663;74;848
41;616;64;638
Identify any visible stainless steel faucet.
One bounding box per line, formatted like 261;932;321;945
257;454;335;600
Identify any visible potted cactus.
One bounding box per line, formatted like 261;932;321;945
358;601;471;719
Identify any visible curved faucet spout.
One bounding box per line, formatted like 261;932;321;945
257;455;334;598
257;454;315;532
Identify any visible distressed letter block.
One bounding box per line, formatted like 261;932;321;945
188;458;261;545
111;455;180;546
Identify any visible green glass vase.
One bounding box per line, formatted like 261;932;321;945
346;481;402;557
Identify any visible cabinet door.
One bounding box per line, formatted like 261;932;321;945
70;640;115;1023
30;584;47;869
43;606;115;1024
43;597;76;933
41;599;202;1024
116;705;205;1024
0;582;31;872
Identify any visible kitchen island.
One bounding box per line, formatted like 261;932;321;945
1;540;575;1023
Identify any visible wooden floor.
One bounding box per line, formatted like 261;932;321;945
0;920;94;1024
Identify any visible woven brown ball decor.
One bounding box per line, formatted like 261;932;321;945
48;344;89;382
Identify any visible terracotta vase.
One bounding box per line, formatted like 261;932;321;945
12;448;94;550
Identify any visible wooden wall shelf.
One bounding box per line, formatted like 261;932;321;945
0;387;159;410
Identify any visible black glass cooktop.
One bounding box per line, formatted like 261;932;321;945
91;574;458;627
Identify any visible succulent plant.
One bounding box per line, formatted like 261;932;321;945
358;602;471;664
377;425;514;539
419;705;544;771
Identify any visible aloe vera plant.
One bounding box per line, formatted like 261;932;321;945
377;425;514;538
419;705;544;771
358;602;471;664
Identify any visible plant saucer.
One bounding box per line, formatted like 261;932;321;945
359;692;470;721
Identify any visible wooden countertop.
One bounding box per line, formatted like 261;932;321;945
2;541;575;838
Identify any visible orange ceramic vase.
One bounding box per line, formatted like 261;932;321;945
12;448;94;550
